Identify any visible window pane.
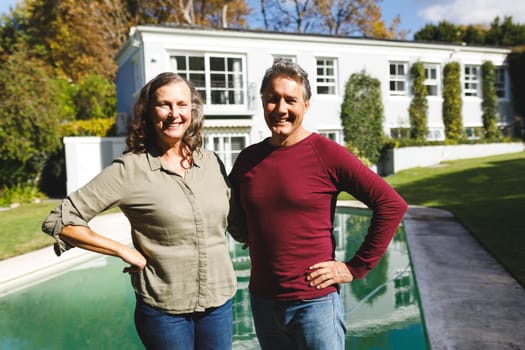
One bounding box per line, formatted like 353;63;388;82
227;58;242;71
427;85;437;96
211;74;226;88
318;86;329;94
174;56;186;70
231;137;245;150
211;91;226;104
190;73;205;88
210;57;225;71
188;57;204;70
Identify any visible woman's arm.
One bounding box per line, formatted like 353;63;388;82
61;225;147;273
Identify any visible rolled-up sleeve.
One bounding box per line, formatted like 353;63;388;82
41;158;126;256
41;199;90;256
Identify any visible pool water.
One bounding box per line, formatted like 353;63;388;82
0;207;429;349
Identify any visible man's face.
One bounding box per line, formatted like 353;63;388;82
261;75;310;144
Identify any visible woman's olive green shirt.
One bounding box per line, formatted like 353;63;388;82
42;149;237;314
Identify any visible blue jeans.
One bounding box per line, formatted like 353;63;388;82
250;292;346;350
134;295;233;350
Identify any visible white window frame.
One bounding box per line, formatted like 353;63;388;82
389;62;408;96
316;58;337;95
170;53;247;110
495;67;507;99
424;63;440;97
426;128;445;141
464;65;480;97
318;129;343;144
272;55;296;63
202;132;249;172
465;126;481;140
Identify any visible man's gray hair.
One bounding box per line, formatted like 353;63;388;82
260;59;312;101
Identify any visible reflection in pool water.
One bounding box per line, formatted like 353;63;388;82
0;207;428;349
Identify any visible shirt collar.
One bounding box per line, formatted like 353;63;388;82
146;149;202;171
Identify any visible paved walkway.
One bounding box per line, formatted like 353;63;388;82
404;205;525;350
1;203;524;349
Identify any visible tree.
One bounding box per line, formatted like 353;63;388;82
340;71;384;164
481;61;500;140
0;46;64;187
442;62;464;143
258;0;403;38
74;73;117;120
408;62;428;141
127;0;250;28
507;49;525;135
462;24;486;45
414;16;525;48
414;21;464;43
485;16;525;47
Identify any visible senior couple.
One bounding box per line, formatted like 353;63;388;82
42;60;407;350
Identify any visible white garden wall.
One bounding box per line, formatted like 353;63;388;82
63;136;524;194
63;137;126;195
379;143;525;175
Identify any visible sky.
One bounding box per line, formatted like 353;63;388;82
1;0;525;39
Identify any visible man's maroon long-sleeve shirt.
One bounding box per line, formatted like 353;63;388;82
229;133;407;300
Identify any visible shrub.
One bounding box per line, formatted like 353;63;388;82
442;62;465;143
0;183;45;207
481;61;500;140
74;73;117;120
0;48;64;188
340;71;385;164
408;62;429;141
61;118;117;137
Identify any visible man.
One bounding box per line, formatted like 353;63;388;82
228;60;407;350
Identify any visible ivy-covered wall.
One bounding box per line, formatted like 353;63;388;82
340;71;384;164
481;61;500;140
442;62;464;143
408;62;429;141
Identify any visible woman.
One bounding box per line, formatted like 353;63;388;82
42;72;237;350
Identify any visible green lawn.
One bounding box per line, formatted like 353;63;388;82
341;151;525;287
0;201;59;260
2;151;524;287
0;201;120;260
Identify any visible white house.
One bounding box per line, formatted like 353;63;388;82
115;25;513;171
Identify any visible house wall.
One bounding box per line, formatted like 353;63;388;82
115;26;512;146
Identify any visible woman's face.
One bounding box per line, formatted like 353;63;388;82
151;81;192;147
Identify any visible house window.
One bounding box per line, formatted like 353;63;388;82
171;54;245;106
316;58;337;95
465;126;481;139
319;129;343;144
495;67;506;98
424;64;439;96
390;128;410;139
464;65;480;97
273;55;296;63
389;62;407;95
427;128;444;141
203;133;248;171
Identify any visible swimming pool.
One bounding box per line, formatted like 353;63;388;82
0;206;429;349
